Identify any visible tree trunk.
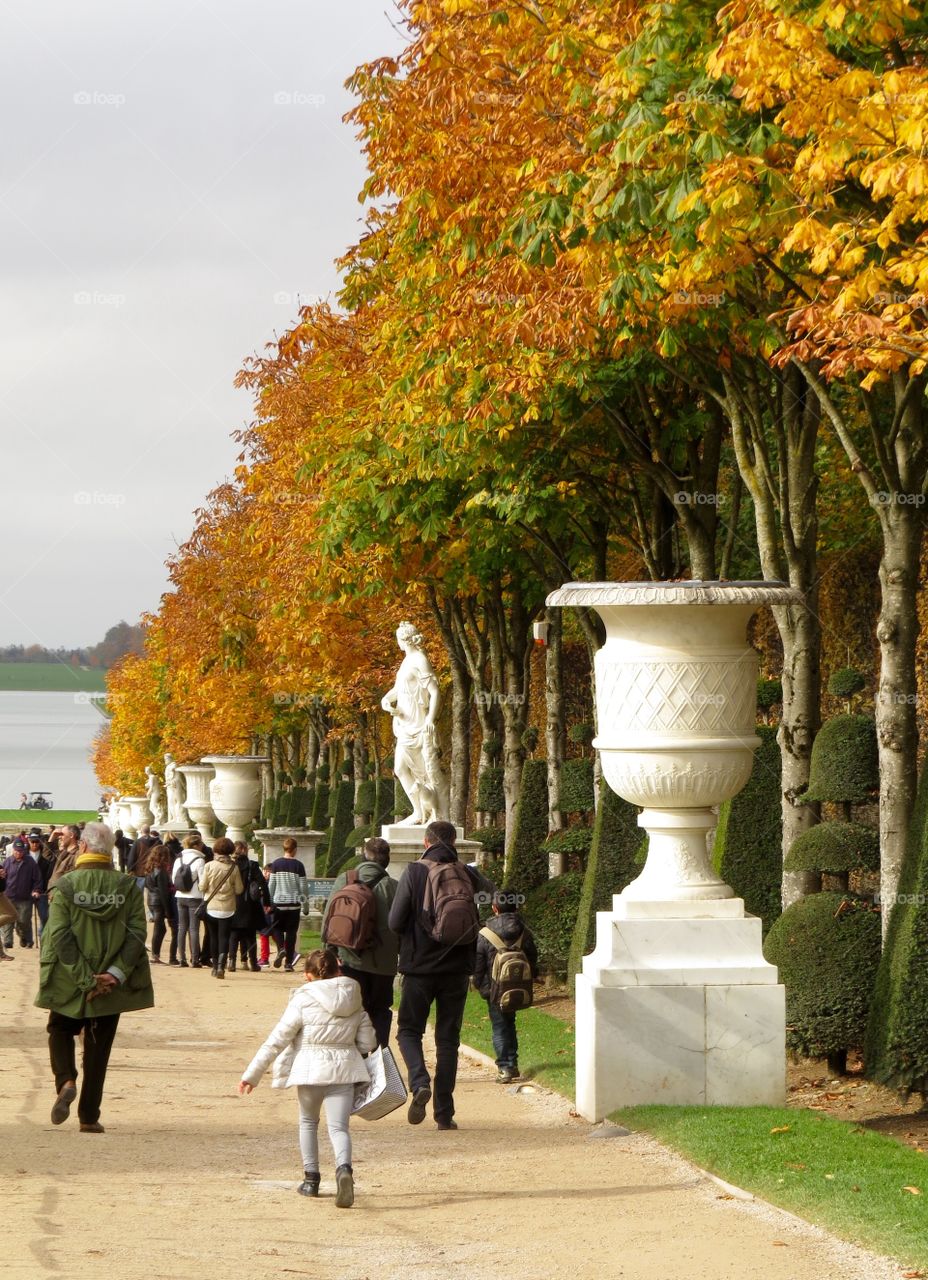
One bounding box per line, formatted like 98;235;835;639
545;607;565;834
777;603;822;905
448;659;472;827
876;505;922;928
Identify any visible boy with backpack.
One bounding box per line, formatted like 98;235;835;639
172;834;206;967
472;888;538;1084
322;837;399;1048
388;820;495;1131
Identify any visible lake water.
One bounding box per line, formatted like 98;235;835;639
0;690;103;811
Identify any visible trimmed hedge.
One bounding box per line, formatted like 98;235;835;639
466;825;506;856
523;871;584;980
346;823;374;849
375;777;394;824
560;758;594;815
394;778;413;821
764;892;881;1060
568;781;642;983
866;760;928;1096
354;779;376;818
785;822;880;875
803;714;878;804
284;785;313;827
713;724;782;933
309;781;330;831
505;758;549;892
323;780;356;877
542;827;593;857
476;766;505;814
827;667;866;699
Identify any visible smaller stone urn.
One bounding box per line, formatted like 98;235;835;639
122;795;154;839
202;755;269;844
177;764;217;841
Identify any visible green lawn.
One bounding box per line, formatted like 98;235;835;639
614;1104;928;1271
0;810;99;825
458;989;576;1095
0;662;107;692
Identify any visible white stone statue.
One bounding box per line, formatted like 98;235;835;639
381;621;450;825
164;752;187;825
145;766;168;827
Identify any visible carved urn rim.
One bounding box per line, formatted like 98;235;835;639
546;580;801;608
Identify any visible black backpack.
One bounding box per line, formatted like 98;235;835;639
173;858;198;892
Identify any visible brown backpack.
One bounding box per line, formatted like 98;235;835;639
421;858;479;946
323;868;379;951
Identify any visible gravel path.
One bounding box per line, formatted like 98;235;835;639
2;952;906;1279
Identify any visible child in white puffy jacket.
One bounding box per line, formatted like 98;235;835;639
239;947;376;1206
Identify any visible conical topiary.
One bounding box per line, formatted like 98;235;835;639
505;759;549;892
802;714;878;805
568;781;642;982
785;822;880;876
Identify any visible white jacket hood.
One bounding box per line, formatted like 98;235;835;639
304;975;364;1017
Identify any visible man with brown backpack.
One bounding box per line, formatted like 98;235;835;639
322;837;399;1047
388;820;495;1131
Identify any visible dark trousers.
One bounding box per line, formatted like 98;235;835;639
342;966;396;1048
47;1011;120;1125
396;972;469;1124
150;906;177;961
488;1001;518;1069
229;928;257;966
206;915;233;966
271;907;301;964
177;901;201;964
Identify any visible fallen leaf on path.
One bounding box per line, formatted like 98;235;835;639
772;1241;787;1247
770;1125;790;1134
902;1185;922;1195
716;1193;735;1200
824;1173;835;1180
784;1162;807;1170
902;1270;925;1277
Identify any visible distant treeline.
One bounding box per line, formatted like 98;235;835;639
0;621;144;670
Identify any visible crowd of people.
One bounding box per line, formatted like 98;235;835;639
3;816;538;1207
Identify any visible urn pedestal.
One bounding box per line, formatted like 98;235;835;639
177;764;217;841
254;827;326;872
378;824;483;881
121;796;153;840
548;581;797;1121
202;755;269;845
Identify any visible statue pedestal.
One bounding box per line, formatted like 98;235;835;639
254;827;326;873
379;824;483;881
576;894;785;1121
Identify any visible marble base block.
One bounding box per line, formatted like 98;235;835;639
576;901;785;1120
378;824;481;881
254;827;325;873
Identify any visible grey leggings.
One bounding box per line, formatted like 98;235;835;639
297;1083;354;1173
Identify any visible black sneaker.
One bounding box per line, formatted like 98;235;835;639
436;1119;458;1131
273;951;286;969
298;1172;320;1198
51;1082;76;1125
335;1164;354;1208
407;1086;431;1125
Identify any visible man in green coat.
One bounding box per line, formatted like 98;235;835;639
35;821;154;1132
322;837;398;1047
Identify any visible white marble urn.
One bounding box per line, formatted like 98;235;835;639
177;764;217;841
547;580;798;904
121;795;154;838
201;755;269;844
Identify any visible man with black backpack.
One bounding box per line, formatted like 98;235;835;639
322;837;398;1047
388;820;494;1131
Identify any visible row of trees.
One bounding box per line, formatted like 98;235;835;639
2;623;144;669
96;3;927;933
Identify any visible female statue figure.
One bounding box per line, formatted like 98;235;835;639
381;622;450;826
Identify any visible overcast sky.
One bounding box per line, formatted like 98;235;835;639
0;1;404;649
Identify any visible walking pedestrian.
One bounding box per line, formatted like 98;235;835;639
388;820;494;1130
267;837;308;972
323;837;398;1047
229;843;271;972
197;838;243;979
141;845;178;965
238;948;376;1207
35;821;154;1133
473;887;538;1083
172;834;206;967
0;837;43;950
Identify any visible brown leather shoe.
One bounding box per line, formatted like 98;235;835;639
51;1081;76;1125
79;1121;105;1133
